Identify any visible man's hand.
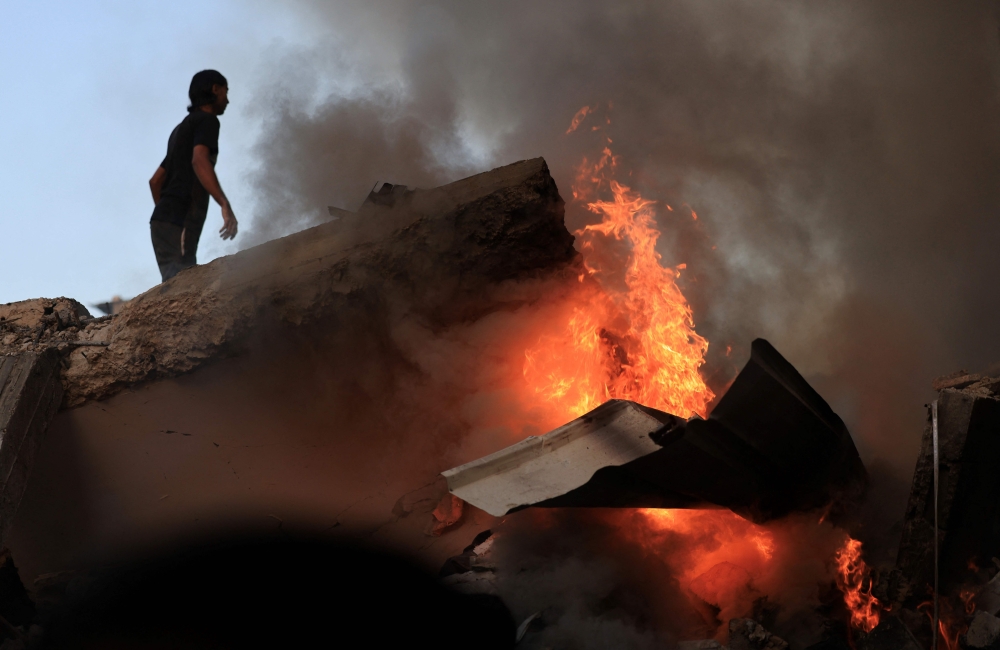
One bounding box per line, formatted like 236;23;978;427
219;202;238;240
192;145;238;240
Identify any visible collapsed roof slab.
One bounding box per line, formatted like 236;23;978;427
4;158;578;587
444;339;868;523
15;157;574;407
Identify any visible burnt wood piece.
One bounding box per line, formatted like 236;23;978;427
445;339;868;524
895;389;1000;600
0;351;62;544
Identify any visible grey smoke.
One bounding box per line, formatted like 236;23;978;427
247;0;1000;470
243;1;1000;639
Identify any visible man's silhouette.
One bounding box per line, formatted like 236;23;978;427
148;70;237;282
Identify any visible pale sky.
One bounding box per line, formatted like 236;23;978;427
0;1;320;308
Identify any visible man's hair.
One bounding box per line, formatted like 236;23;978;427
188;70;228;112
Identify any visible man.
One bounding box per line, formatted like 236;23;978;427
148;70;237;282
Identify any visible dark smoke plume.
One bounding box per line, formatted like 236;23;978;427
248;0;1000;472
242;0;1000;642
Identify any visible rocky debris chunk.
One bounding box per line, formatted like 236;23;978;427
978;571;1000;616
967;611;1000;649
0;297;113;363
933;370;981;391
932;370;1000;397
728;618;788;650
440;530;498;598
0;298;90;331
439;530;496;578
47;157;575;408
896;390;1000;596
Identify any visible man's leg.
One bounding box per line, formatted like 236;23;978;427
180;217;206;269
150;221;185;282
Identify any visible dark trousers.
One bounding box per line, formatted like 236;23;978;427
150;218;205;282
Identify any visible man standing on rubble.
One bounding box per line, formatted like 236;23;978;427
147;70;237;282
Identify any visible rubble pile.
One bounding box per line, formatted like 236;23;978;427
5;157;1000;648
0;298;112;357
2;158;574;409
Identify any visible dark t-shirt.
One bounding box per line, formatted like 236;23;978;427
150;111;220;226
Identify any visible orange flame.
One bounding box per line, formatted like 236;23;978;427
566;105;596;134
917;598;970;650
523;107;877;638
834;537;881;633
523;140;714;420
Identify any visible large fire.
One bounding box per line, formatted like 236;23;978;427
522;141;714;420
516;106;881;638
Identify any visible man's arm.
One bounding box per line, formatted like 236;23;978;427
192;144;237;240
149;167;166;205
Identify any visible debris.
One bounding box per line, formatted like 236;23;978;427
896;388;1000;597
978;571;1000;616
932;370;980;391
966;611;1000;648
363;181;414;209
0;351;62;545
439;530;495;578
92;295;130;317
428;494;465;536
444;339;867;523
33;158;574;408
728;618;788;650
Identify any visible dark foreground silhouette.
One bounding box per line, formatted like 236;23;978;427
39;535;515;649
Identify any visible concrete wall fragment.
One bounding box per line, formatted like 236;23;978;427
0;351;62;544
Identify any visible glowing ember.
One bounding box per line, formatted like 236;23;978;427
522;133;714;420
833;537;881;633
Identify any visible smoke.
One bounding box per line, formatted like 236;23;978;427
246;0;1000;469
238;0;1000;643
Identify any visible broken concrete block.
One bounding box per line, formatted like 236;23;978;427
444;339;867;523
728;618;788;650
967;611;1000;649
933;371;981;391
896;389;1000;598
0;351;62;545
38;158;575;408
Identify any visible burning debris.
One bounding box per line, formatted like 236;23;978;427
444;338;867;524
3;150;999;649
